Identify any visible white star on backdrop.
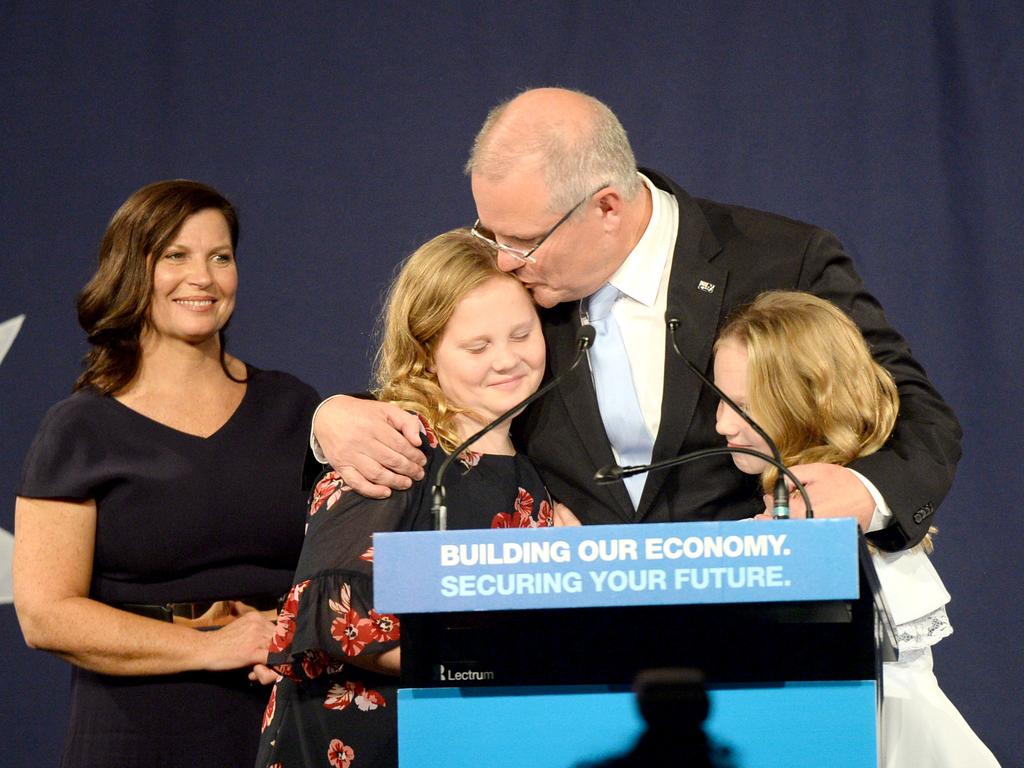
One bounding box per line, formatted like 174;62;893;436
1;314;26;603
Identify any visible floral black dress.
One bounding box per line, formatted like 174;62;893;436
255;418;553;768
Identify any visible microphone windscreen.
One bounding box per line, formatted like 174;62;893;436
577;324;596;349
593;463;625;483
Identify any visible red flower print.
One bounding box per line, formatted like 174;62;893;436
328;583;353;615
270;580;310;653
359;545;374;563
323;681;387;714
355;686;387;711
301;649;329;679
261;683;277;733
369;610;400;642
512;488;537;526
324;682;356;711
514;488;534;516
331;609;374;656
417;414;439;448
328;738;355;768
537;499;553;527
271;661;301;681
310;471;349;517
492;490;545;528
459;449;481;469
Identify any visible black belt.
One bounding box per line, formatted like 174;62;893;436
117;593;286;622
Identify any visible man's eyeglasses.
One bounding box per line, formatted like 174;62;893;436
471;183;608;264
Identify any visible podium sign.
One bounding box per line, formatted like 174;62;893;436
379;519;887;768
374;517;860;612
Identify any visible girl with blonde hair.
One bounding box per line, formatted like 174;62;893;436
712;291;998;768
256;228;567;768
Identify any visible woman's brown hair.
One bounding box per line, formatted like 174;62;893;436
75;180;239;394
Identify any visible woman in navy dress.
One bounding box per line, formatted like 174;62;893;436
255;229;573;768
13;180;319;767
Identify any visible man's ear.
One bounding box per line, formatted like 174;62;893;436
595;187;625;234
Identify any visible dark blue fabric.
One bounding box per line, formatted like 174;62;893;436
2;3;1020;765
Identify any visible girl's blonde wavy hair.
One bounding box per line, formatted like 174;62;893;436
715;291;934;550
373;227;523;453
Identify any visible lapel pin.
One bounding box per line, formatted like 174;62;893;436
697;280;716;294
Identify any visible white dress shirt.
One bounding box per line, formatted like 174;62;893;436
595;173;677;444
592;173;893;529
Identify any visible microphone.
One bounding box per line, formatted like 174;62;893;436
430;325;596;530
593;317;813;519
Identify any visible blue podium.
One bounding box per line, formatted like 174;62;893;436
374;519;895;767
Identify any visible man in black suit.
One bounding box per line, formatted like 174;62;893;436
314;87;960;550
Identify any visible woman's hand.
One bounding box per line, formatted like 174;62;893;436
199;609;278;671
248;663;282;685
14;495;279;677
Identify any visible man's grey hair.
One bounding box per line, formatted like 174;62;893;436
465;88;642;214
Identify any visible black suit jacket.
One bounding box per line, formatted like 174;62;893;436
516;169;961;550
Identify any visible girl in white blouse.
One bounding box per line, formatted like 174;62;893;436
712;290;999;768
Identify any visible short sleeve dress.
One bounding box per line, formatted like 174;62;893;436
17;367;319;768
256;418;554;768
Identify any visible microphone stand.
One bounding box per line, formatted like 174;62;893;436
430;326;596;530
594;446;813;517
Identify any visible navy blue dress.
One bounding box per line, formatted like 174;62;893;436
18;367;319;768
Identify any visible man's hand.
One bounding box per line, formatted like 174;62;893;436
312;396;426;498
758;463;875;530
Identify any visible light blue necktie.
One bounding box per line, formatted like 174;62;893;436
587;283;655;510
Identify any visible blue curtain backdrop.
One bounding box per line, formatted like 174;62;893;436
2;2;1021;765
